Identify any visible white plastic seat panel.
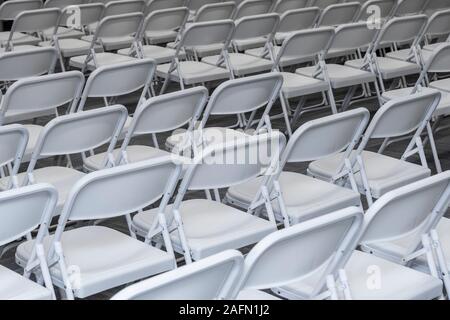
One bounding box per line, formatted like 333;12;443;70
237;289;281;300
245;46;313;68
69;52;137;70
385;49;433;64
423;42;448;51
279;72;329;99
156;61;231;85
296;64;376;89
234;36;267;51
167;41;225;58
0;32;41;46
146;30;178;44
430;78;450;92
0;266;52;300
226;171;361;224
43;27;85;40
118;45;185;64
308;151;431;198
345;57;421;79
39;38;103;58
202;53;273;76
81;35;135;51
133;199;277;261
16;226;175;299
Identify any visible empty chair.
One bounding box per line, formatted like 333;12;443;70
146;0;186;14
132;132;285;263
272;0;309;14
0;184;57;300
429;44;450;98
157;20;234;93
193;1;236;22
355;0;396;23
42;0;86;40
233;0;272;19
202;13;278;77
232;207;364;300
16;157;181;299
188;0;223;18
0;125;28;190
225;108;368;227
308;91;440;205
421;9;450;52
111;250;244;300
271;7;320;44
0;71;85;163
393;0;429;16
316;2;361;27
82;86;207;173
69;13;142;72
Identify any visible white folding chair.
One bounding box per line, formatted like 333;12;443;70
69;13;142;72
16;157;182;299
232;0;272;19
0;0;43;43
111;250;243;300
188;0;223;18
157;19;235;93
202;13;278;77
193;1;236;22
226;108;368;227
42;0;86;40
354;0;396;23
393;0;430;16
0;71;85;163
316;2;361;27
428;44;450;103
0;184;57;300
0;124;28;190
233;207;364;300
308;91;440;205
271;0;309;14
83;86;207;172
133;132;285;263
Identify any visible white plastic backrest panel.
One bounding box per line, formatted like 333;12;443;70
273;0;309;14
61;3;104;26
44;0;84;9
423;9;450;36
0;47;56;81
97;12;143;38
361;171;450;244
104;0;145;17
279;27;334;60
357;0;396;21
147;0;186;13
240;207;364;291
278;7;320;33
186;131;286;190
133;86;208;135
367;90;440;139
189;0;222;12
233;13;279;40
311;0;341;9
0;184;56;246
234;0;272;20
317;2;361;27
195;2;236;22
286;108;370;163
63;157;178;221
1;71;84;118
0;0;43;20
37;105;127;157
330;22;378;51
427;43;450;73
207;73;283;115
144;7;189;32
13;8;60;32
378;14;428;45
427;0;450;11
181;20;234;47
395;0;427;16
82;59;155;99
0;124;28;167
111;250;244;300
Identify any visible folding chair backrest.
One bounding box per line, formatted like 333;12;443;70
44;0;84;9
234;207;364;298
232;13;279;42
111;250;244;300
189;0;222;12
77;59;156;111
103;0;145;17
185;132;286;190
11;8;60;33
426;43;450;73
316;2;360;27
365;90;440;140
310;0;341;9
131;86;208;136
60;3;104;27
146;0;186;13
141;7;189;35
360;172;450;251
31;105;127;159
375;14;428;47
0;0;42;21
180;19;234;48
61;157;180;221
194;2;236;22
394;0;429;16
96;12;143;39
284;108;369;164
275;27;335;64
233;0;272;19
277;7;320;33
0;47;57;81
272;0;309;13
0;184;56;247
0;124;28;189
423;9;450;39
0;71;84;125
427;0;450;11
356;0;396;21
329;22;378;52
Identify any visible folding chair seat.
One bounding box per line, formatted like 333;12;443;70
308;91;439;205
157;20;234;93
112;250;244;300
226;109;368;227
0;125;28;191
0;72;84;164
0;184;57;300
232;207;364;300
271;0;309;14
165;73;282;155
69;13;142;72
83;87;207;171
232;0;272;20
41;0;86;40
133;132;284;263
16;158;181;299
315;2;361;27
202;14;278;77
